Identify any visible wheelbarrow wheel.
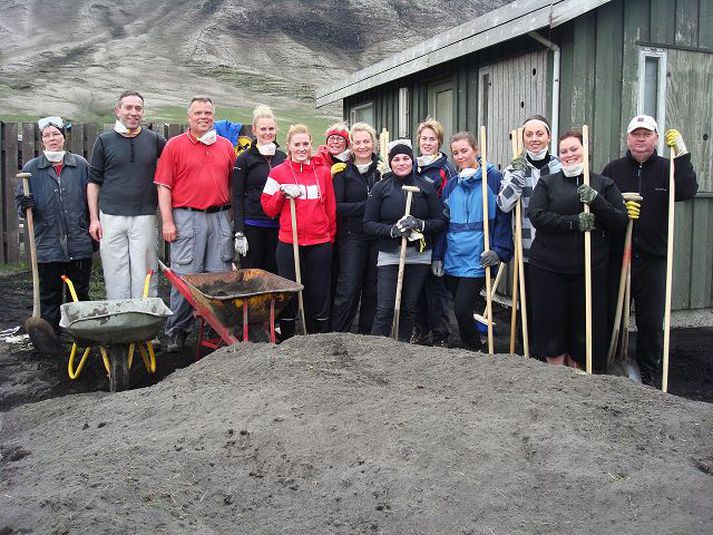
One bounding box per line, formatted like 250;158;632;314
109;345;130;393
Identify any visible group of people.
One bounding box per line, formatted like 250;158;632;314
16;91;697;387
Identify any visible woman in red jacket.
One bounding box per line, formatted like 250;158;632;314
261;124;336;339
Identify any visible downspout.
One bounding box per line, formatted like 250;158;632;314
528;31;560;154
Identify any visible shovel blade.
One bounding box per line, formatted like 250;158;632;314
25;317;61;354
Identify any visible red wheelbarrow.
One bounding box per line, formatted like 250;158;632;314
158;261;302;356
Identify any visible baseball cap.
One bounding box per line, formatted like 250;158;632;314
627;115;658;134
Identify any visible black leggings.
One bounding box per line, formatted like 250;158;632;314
276;241;332;338
39;258;92;331
330;237;378;333
445;275;484;350
241;224;279;274
371;263;429;342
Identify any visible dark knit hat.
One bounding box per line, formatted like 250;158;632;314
388;142;413;164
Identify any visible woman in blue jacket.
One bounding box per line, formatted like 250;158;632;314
435;131;513;351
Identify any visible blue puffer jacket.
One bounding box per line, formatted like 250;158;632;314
435;162;513;278
15;152;94;263
418;152;458;197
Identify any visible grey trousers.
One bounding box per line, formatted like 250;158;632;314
165;208;234;336
100;212;158;299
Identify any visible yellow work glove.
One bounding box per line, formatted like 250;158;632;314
625;200;640;220
665;129;688;157
331;162;347;176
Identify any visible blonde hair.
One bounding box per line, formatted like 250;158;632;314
450;131;478;150
417;117;445;148
349;122;377;146
252;104;276;128
286;124;311;145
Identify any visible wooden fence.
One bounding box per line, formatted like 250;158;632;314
0;122;188;264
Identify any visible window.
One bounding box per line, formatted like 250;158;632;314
349;102;373;126
398;87;410;138
638;47;667;153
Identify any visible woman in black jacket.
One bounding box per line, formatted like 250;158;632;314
528;130;628;371
232;104;286;272
330;123;381;333
363;141;446;342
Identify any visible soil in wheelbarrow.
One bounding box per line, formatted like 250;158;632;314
1;333;713;535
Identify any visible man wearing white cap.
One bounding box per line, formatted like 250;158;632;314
602;115;698;386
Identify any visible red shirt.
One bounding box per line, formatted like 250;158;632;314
154;131;236;209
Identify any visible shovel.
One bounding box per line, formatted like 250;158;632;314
17;172;60;354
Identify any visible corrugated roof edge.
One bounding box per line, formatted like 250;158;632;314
315;0;611;107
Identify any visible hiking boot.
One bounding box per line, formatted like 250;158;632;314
410;331;433;346
433;338;449;348
166;331;187;353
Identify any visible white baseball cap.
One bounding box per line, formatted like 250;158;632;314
627;115;658;134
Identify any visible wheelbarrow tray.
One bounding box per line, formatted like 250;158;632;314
180;269;302;329
59;298;172;346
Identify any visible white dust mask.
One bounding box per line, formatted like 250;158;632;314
333;149;351;162
257;142;276;156
198;129;217;146
114;120;129;134
417;154;437;167
44;150;65;163
527;148;548;161
562;163;584;177
356;162;371;173
459;167;478;178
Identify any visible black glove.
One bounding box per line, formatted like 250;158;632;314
20;194;35;212
390;223;410;238
397;215;424;232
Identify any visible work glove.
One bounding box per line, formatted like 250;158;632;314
625;200;641;220
511;155;528;174
234;232;249;257
377;159;390;176
280;184;302;199
577;212;596;232
396;215;425;233
331;162;347;176
665;129;688;157
577;184;598;204
479;249;500;268
19;194;35;212
390;223;410;238
431;260;444;277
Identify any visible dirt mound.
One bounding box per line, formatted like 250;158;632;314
1;333;712;534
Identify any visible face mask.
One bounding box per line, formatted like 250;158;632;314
114;120;129;134
198;129;217;146
333;149;351;162
44;150;65;163
527;148;548;161
459;168;477;178
562;163;584;177
417;154;437;167
257;142;276;156
356;162;371;174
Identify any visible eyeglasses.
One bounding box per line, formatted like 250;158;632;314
38;116;64;130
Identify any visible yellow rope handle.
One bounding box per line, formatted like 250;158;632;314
68;344;92;380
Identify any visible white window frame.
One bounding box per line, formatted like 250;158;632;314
637;47;667;154
349;101;374;126
398;87;409;138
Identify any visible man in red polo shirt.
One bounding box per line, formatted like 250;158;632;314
155;96;237;351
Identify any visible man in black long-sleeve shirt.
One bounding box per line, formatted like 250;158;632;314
88;91;166;299
602;115;698;386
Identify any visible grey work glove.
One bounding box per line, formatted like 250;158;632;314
234;232;249;257
390;223;409;238
577;184;598;204
431;260;444;277
280;184;302;199
577;212;596;232
480;249;500;268
511;155;528;174
397;215;425;233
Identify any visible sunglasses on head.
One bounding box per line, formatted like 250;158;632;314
38;116;64;130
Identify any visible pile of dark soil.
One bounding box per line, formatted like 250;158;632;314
2;334;712;534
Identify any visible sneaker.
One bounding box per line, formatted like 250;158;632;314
410;331;433;346
166;331;186;353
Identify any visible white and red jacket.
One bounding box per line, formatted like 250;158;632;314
261;159;336;245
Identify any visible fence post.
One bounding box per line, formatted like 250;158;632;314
1;122;20;263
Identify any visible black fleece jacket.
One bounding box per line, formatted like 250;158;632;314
601;150;697;258
363;171;446;254
232;139;286;232
333;156;381;240
528;171;628;274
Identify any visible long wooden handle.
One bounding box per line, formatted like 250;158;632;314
509;130;520;354
480;126;494;355
582;125;593;374
19;173;41;318
607;219;633;364
392;190;414;340
662;148;675;393
289;198;308;335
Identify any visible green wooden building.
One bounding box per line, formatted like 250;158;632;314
316;0;713;312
